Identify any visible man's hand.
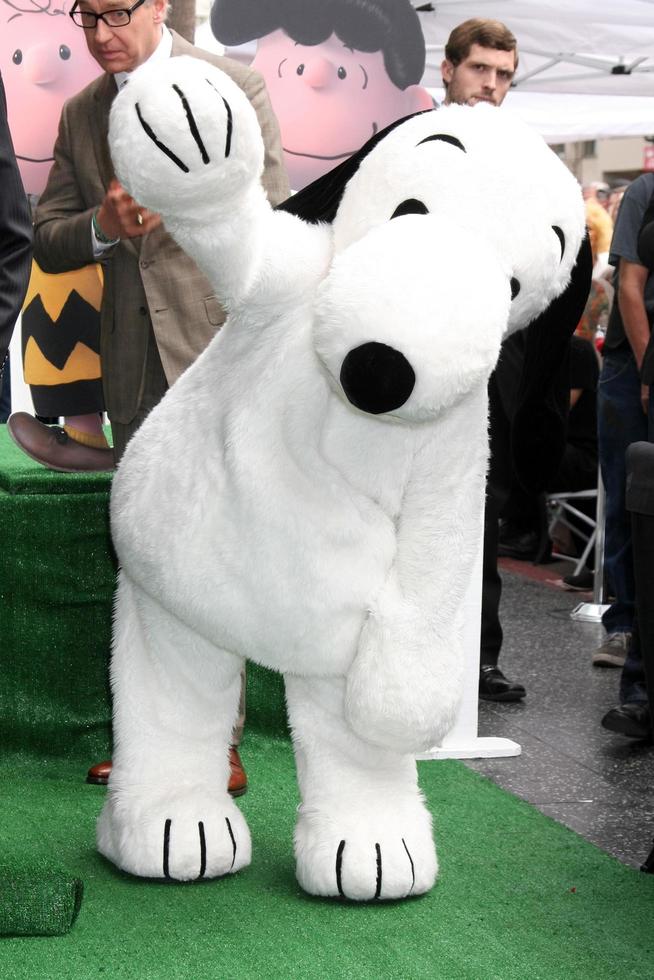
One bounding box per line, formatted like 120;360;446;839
96;179;161;240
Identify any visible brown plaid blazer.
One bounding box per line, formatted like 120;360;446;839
33;31;289;425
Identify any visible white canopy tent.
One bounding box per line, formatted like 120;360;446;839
478;91;654;144
417;0;654;140
198;2;654;141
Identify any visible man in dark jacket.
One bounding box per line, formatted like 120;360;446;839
0;71;33;412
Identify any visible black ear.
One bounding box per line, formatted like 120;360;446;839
275;110;432;225
274;149;366;225
510;233;593;494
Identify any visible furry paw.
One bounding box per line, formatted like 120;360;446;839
345;621;463;754
97;788;251;881
294;801;437;901
109;56;264;220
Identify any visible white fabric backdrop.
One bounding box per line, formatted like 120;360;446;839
418;0;654;139
199;3;654;141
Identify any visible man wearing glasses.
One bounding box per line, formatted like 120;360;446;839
19;0;287;468
22;0;289;792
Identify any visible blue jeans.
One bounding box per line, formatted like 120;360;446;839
597;348;649;635
619;627;648;705
619;385;654;706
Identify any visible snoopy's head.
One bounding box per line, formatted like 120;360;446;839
279;105;588;424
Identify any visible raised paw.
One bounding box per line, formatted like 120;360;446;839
108;55;264;220
97;788;251;881
294;803;437;901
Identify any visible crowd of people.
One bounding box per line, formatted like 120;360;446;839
498;160;654;740
0;2;651;798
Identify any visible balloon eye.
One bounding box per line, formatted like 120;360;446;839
13;49;23;65
337;66;347;79
296;64;305;76
510;277;521;300
59;45;71;61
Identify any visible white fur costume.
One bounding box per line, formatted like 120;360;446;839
99;57;586;900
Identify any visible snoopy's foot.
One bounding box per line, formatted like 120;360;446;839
97;787;251;881
294;801;437;901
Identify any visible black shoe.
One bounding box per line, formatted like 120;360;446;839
562;569;594;591
497;529;539;561
601;703;652;740
479;665;526;702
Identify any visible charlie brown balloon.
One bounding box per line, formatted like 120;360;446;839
1;0;101;195
1;0;105;448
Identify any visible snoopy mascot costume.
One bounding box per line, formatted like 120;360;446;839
100;56;590;901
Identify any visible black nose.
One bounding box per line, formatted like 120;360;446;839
339;342;416;415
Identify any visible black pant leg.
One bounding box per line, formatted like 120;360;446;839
480;370;515;667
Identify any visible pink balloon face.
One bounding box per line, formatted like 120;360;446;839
252;30;432;190
0;8;101;193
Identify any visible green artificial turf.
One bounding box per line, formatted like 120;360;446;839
0;861;83;938
1;424;653;977
1;747;653;980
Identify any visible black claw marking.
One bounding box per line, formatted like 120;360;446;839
163;818;172;879
225;817;237;870
198;821;207;879
206;79;233;158
335;840;346;898
374;843;382;900
135;103;189;173
172;84;210;165
402;838;416;895
221;97;233;158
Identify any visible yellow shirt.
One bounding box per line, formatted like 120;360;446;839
585;198;613;264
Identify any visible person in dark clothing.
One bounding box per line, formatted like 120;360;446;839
0;71;33;410
498;333;599;568
438;18;590;703
593;173;654;675
601;186;654;739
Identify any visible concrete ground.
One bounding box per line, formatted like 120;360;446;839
465;559;654;871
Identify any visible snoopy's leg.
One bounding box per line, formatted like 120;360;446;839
97;573;251;881
285;675;437;901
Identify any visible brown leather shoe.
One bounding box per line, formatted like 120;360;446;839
7;412;115;473
228;746;247;797
86;759;112;785
86;747;248;796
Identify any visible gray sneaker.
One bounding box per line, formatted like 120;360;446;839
592;632;631;668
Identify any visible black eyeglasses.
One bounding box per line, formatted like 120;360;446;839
69;0;148;29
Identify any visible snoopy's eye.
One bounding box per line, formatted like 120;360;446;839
296;64;305;76
12;49;22;65
552;225;565;261
510;277;521;300
391;199;429;219
337;66;347;80
59;45;71;60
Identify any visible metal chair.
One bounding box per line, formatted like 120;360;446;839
546;469;609;622
546;487;598;577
